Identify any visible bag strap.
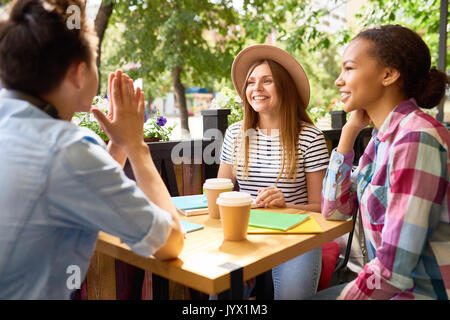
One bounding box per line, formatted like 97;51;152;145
334;209;359;272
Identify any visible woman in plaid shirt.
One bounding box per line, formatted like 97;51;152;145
320;25;449;300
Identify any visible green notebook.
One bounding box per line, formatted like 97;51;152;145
248;210;309;231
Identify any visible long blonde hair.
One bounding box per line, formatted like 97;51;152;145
233;59;313;182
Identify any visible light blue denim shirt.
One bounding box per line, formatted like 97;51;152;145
0;90;173;299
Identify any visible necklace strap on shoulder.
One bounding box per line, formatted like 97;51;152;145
0;89;60;119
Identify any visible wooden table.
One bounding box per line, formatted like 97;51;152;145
90;208;353;299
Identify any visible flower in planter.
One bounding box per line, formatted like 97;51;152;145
143;113;175;142
211;87;243;126
332;100;345;111
72;94;109;140
307;106;328;124
156;116;167;127
329;100;348;129
73;95;175;142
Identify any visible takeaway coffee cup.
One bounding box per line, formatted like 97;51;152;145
216;191;253;241
203;178;234;219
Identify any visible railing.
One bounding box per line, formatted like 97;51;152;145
322;127;373;166
123;139;218;197
123;109;373;197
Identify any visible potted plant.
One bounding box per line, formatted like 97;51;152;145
143;113;175;142
72;94;109;141
72;95;175;143
307;106;328;124
211;87;243;126
329;100;347;129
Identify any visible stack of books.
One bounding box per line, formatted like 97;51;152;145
171;194;209;216
171;194;259;216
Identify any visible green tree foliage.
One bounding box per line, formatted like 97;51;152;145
240;0;341;51
106;0;244;133
237;0;345;117
354;0;449;69
1;0;446;126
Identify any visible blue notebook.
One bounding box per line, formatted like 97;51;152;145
180;220;204;233
171;194;207;210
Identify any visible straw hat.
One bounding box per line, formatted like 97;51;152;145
231;44;310;108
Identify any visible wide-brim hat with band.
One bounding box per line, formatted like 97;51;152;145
231;44;310;108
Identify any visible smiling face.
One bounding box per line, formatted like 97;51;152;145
245;62;280;116
335;38;387;113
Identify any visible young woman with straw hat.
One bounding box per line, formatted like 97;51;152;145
218;44;330;299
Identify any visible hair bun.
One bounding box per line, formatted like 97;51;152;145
414;67;449;109
0;0;97;96
9;0;35;23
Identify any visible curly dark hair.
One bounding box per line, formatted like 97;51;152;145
0;0;98;96
355;24;448;109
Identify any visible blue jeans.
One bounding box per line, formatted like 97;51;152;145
307;282;347;300
272;247;322;300
210;247;322;300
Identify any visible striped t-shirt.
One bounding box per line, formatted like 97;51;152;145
220;121;329;205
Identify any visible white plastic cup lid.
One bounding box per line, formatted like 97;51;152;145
203;178;234;190
216;191;253;207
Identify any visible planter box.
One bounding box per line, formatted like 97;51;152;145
330;110;347;129
201;109;231;136
144;137;161;143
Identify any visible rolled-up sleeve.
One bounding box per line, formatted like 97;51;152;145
321;148;358;220
47;138;172;257
130;201;173;257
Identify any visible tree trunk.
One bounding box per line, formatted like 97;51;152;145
94;0;114;93
172;66;190;134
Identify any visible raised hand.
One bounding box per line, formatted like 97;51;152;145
92;70;146;155
346;109;372;132
336;109;372;155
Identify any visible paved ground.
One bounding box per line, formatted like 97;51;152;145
166;115;205;140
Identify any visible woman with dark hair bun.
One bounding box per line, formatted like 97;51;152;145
319;25;449;300
0;0;183;299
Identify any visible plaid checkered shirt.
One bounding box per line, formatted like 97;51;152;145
322;98;450;300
